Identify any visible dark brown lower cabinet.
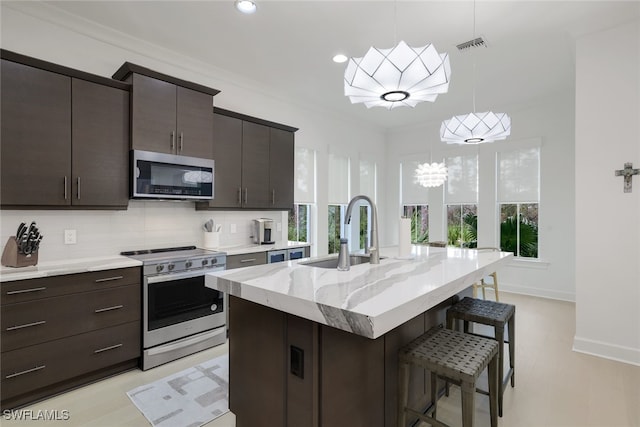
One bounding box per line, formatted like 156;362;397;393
228;295;461;427
0;268;142;409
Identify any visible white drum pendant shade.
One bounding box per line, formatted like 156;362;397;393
440;111;511;144
344;41;451;109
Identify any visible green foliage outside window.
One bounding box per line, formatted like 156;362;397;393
288;204;308;242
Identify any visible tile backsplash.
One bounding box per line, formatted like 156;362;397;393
0;201;287;262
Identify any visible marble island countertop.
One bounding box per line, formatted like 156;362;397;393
0;256;142;282
206;245;513;339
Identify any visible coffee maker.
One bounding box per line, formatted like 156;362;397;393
252;218;275;245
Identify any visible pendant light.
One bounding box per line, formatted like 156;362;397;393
344;1;451;109
415;137;448;188
440;0;511;144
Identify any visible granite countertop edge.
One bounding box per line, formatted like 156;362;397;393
0;256;143;282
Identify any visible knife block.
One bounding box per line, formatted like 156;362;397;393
1;236;39;268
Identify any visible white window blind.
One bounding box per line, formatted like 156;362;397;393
294;146;316;204
498;147;540;202
328;153;350;204
359;159;376;200
401;158;429;205
445;154;478;204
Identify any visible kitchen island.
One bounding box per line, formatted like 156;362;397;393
206;245;513;427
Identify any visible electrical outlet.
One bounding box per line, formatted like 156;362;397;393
64;229;77;245
230;224;237;234
276;222;282;232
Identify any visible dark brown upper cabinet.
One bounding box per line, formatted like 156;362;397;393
207;113;243;208
1;51;130;209
197;109;297;211
269;127;295;210
113;63;220;159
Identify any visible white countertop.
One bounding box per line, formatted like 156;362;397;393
206;245;513;339
0;256;142;282
218;241;310;256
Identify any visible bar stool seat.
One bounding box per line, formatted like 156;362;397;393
447;297;515;417
398;326;499;427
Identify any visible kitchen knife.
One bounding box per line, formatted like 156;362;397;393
16;222;26;240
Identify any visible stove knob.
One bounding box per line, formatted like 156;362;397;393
167;263;175;271
202;259;209;266
156;264;164;273
211;257;217;266
185;260;193;268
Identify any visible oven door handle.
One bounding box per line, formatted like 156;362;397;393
146;268;224;284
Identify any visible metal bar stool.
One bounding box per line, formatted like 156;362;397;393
398;326;499;427
446;297;515;417
472;248;501;301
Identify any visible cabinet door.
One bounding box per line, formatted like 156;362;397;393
71;79;129;207
1;60;71;206
130;73;176;154
242;121;271;208
269;128;295;210
176;86;214;158
207;113;243;208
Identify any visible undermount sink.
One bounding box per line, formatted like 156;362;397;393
300;254;384;269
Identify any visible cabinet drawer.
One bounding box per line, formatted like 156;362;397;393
1;321;140;401
2;284;140;352
1;267;140;305
226;252;267;270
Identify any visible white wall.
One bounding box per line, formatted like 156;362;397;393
384;93;576;301
574;20;640;366
0;3;387;260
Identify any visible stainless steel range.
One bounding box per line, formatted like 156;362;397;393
121;246;227;370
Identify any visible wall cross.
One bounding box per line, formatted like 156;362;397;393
615;162;640;193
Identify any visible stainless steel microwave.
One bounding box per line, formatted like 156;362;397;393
132;150;214;200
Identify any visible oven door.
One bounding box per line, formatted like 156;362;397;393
143;269;225;348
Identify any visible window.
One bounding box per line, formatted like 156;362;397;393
328;153;350;254
445;154;478;248
359;159;376;250
499;203;538;258
402;205;429;243
446;204;477;248
498;146;540;258
288;204;310;242
328;205;346;254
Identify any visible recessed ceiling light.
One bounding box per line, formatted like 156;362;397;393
235;0;257;14
333;54;348;63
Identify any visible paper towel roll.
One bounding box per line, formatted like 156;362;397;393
398;217;412;258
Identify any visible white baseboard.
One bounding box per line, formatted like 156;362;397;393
500;283;575;302
573;336;640;367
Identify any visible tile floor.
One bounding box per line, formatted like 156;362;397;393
3;292;639;426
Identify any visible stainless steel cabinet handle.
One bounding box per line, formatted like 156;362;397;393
94;343;123;354
272;189;275;205
237;187;242;205
6;320;46;331
171;131;175;150
77;177;81;200
240;258;257;263
179;132;184;152
94;305;124;313
6;365;45;379
94;276;124;283
244;188;248;204
64;176;68;200
6;287;46;295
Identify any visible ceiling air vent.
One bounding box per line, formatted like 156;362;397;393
456;37;487;51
